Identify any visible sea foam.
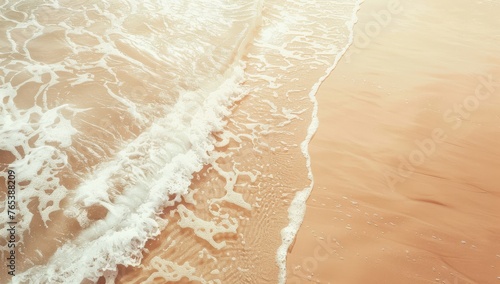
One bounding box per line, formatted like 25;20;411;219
0;0;360;282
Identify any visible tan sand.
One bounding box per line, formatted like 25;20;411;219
286;0;500;283
3;1;499;283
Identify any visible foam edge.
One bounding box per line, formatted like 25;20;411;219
275;1;364;283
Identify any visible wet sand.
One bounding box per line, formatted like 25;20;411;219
287;0;500;283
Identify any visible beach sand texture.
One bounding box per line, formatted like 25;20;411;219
286;0;500;283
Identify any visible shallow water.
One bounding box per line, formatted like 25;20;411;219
0;0;360;283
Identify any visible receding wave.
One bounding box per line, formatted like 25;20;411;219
0;0;360;283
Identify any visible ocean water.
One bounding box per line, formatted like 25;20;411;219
0;0;360;283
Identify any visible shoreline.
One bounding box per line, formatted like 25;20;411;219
287;0;500;283
277;1;363;282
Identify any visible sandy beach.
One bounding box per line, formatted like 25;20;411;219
2;0;500;283
286;0;500;283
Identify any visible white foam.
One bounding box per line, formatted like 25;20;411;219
13;64;248;283
2;0;263;282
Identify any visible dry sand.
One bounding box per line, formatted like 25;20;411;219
286;0;500;283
